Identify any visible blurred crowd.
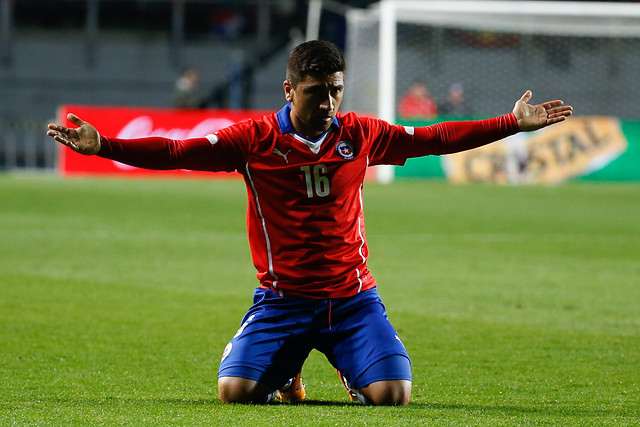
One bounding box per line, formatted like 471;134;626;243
398;82;474;119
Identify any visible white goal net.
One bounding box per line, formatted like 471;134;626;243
344;1;640;183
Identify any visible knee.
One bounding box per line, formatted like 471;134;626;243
218;376;273;404
218;376;252;404
359;380;412;406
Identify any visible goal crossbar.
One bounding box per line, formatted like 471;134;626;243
366;1;640;37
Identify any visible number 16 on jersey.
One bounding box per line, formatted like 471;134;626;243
301;164;330;198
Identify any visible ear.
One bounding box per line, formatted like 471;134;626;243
283;80;294;103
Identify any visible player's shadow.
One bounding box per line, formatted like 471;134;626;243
49;397;361;407
51;397;635;417
161;398;356;407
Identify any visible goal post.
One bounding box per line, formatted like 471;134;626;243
344;1;640;183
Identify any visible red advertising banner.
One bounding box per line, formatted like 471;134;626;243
58;106;272;178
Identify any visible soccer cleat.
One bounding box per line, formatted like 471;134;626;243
276;372;306;402
338;371;359;402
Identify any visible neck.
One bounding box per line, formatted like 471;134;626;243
289;112;327;140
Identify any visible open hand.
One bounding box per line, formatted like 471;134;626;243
47;113;101;155
513;90;573;132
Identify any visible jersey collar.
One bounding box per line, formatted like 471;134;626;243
276;103;340;137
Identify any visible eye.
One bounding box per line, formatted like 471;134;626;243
304;86;323;96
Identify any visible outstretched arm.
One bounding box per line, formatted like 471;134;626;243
512;90;573;131
380;90;574;161
47;113;242;172
47;113;101;155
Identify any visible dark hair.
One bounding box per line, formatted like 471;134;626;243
286;40;346;87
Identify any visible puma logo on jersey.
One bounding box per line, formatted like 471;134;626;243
273;148;292;163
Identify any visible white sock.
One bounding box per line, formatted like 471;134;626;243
354;391;370;405
265;390;279;403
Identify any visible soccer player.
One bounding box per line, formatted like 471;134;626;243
47;40;572;406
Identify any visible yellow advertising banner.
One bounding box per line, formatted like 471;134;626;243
444;117;628;184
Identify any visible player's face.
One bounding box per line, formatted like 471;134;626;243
284;72;344;139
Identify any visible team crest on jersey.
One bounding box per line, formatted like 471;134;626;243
335;140;355;160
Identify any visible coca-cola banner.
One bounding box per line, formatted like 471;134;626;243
58;105;271;178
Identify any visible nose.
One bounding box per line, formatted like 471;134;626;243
320;93;334;112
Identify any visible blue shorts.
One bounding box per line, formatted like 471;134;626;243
218;287;411;390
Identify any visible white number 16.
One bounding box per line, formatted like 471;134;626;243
300;164;330;198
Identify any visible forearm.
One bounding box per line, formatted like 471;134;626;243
98;135;216;170
414;113;519;156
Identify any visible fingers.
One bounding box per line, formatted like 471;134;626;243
46;129;79;150
46;121;80;150
519;90;532;103
46;124;68;140
67;113;85;127
47;123;69;135
46;113;87;135
540;100;573;125
515;90;573;131
46;113;100;155
546;116;567;125
542;100;564;109
523;93;573;117
545;104;573;118
544;104;573;126
46;114;83;150
550;105;573;115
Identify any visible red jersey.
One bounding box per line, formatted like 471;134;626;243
98;104;519;298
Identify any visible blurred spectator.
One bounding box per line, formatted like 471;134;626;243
209;8;245;39
173;67;201;109
398;81;438;119
440;83;473;117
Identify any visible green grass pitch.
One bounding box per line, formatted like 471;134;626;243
1;175;638;425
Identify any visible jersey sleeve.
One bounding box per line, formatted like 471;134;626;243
366;113;520;166
98;121;250;172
